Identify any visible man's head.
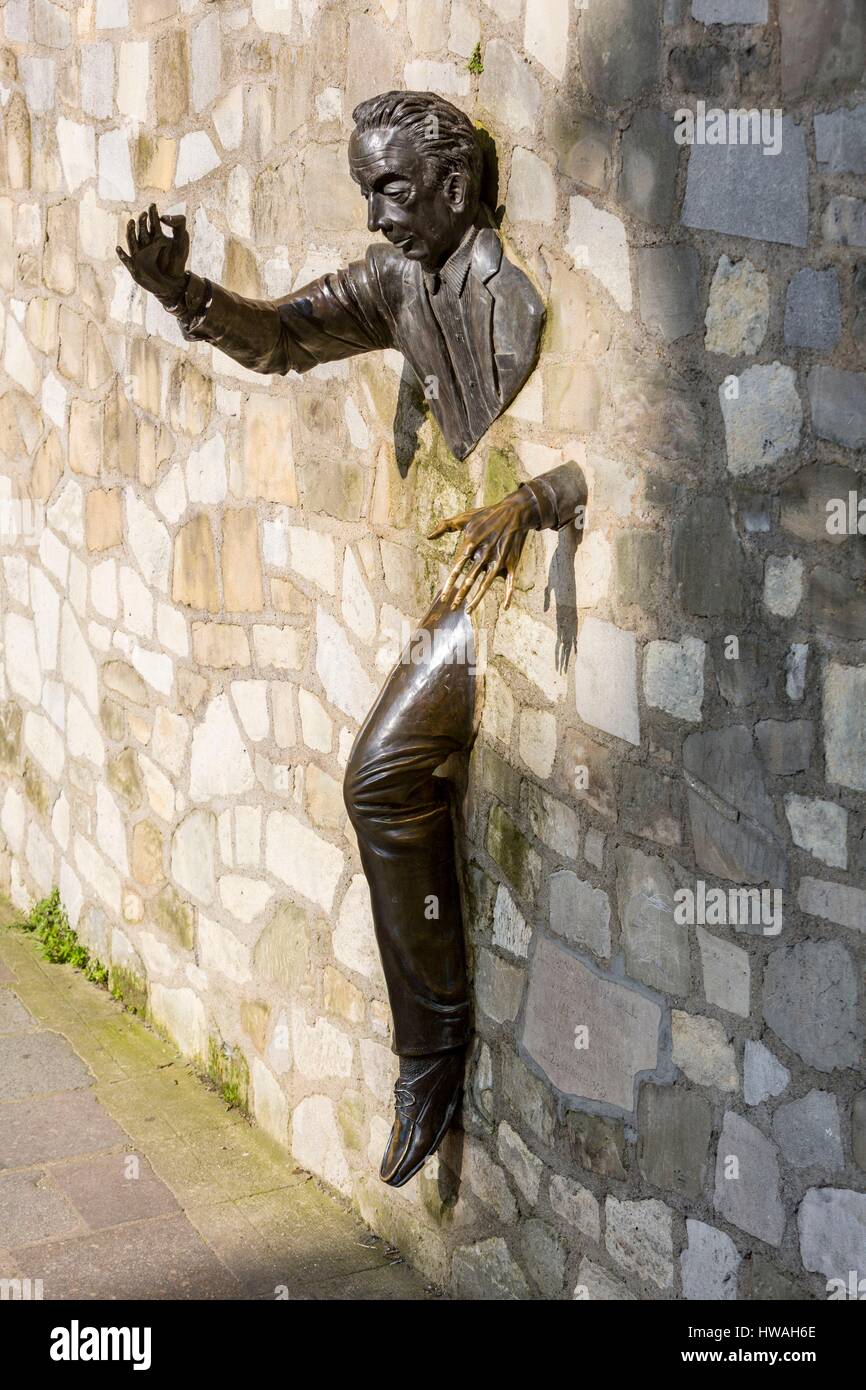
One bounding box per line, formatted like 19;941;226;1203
349;91;484;272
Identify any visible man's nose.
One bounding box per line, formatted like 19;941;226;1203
367;194;389;234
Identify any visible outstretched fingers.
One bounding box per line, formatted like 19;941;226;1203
441;539;477;603
465;560;501;615
450;552;489;610
427;507;479;541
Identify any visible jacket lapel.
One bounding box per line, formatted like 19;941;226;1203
467;230;502;406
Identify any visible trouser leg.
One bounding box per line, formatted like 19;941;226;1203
343;592;479;1057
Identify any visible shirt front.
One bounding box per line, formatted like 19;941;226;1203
420;226;503;460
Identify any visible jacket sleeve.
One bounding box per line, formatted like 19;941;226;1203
167;248;394;375
519;461;588;531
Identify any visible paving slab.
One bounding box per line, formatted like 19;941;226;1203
0;1171;84;1246
45;1152;181;1230
13;1213;244;1300
0;1090;127;1169
0;919;435;1301
0;988;38;1032
0;1031;94;1100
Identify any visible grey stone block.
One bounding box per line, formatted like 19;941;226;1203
605;1196;674;1290
808;366;866;450
620;764;683;849
682;117;809;248
522;936;660;1110
784;268;842;349
614;529;664;605
567;1111;629;1179
673;497;744;618
743;1040;790;1106
854;1092;866;1171
579;0;662;105
611;353;705;466
854;264;866;341
616;846;690;994
823;196;866;247
781;0;866;99
763;939;860;1072
713;636;774;709
693;0;767;21
684;724;786;886
781;461;862;544
669;44;736;93
619;111;679;226
714;1111;785;1245
755;719;813;775
472;1199;531;1271
637;245;700;341
815;105;866;174
519;1219;567;1299
549;869;611;957
637;1085;712;1198
681;1219;740;1300
806;566;866;641
773;1091;843;1170
799;1187;866;1283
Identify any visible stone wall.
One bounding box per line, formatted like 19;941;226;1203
1;0;865;1300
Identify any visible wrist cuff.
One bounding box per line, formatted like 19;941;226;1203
519;477;558;530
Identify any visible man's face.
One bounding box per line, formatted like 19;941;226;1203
349;127;470;272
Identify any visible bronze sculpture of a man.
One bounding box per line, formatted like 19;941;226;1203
118;91;586;1188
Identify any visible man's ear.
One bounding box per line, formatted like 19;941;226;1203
443;171;469;213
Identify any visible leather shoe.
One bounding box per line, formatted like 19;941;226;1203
379;1050;464;1187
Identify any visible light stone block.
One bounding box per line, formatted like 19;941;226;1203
265;810;344;913
574;616;640;745
522;935;659;1109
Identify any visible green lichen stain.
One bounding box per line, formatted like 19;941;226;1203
0;702;22;771
486;801;538;901
253;899;311;992
483;446;519;507
151;884;195;952
393;428;475;538
100;697;126;741
240;998;270;1054
23;759;50;817
108;748;143;808
109;963;148;1016
337;1090;366;1152
207;1036;250;1113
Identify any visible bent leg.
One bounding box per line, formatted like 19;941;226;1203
344;592;479;1057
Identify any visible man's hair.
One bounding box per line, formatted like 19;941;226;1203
351;90;483;203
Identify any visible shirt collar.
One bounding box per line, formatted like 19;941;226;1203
425;224;479;297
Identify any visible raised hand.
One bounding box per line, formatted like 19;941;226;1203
428;488;540;615
115;203;190;304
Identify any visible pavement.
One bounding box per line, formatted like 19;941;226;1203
0;911;435;1301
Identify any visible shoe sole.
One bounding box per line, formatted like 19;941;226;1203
380;1082;463;1189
